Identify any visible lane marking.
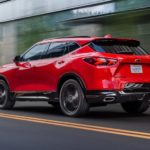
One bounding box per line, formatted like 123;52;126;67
0;112;149;140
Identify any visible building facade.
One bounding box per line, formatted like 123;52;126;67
0;0;150;64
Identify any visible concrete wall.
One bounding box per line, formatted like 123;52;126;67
0;0;149;65
0;0;109;22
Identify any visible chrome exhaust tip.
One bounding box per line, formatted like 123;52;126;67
103;97;115;102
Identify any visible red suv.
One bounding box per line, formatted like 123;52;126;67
0;35;150;116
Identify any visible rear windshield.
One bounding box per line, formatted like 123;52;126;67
90;39;148;55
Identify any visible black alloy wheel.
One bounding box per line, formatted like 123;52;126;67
121;101;149;114
59;79;89;117
0;80;15;109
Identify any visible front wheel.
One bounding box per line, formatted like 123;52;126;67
0;80;15;109
59;79;89;117
121;101;149;114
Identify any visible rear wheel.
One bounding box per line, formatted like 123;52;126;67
59;79;89;117
121;101;149;114
0;80;15;109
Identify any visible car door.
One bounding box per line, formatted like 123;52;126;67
14;43;49;91
31;42;68;92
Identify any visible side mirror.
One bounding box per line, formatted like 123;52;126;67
13;55;20;62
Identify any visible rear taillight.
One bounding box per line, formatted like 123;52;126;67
83;57;118;66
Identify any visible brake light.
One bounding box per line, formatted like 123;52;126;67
83;57;118;66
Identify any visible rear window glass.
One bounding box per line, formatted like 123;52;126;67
90;39;148;55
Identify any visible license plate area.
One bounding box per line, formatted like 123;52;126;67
130;65;143;74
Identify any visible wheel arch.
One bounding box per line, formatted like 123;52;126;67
0;75;9;86
57;73;86;95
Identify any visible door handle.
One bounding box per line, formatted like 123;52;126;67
58;60;65;64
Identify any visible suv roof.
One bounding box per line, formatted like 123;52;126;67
38;36;98;45
38;35;140;46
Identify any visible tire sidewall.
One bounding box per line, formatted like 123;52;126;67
59;79;88;116
0;80;9;108
121;101;149;114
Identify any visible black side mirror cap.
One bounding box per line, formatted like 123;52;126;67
13;55;20;62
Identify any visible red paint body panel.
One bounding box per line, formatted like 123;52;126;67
0;37;150;93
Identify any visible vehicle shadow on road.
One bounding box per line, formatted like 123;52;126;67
2;102;149;131
8;103;149;121
13;105;62;116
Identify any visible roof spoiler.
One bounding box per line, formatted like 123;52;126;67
93;38;140;46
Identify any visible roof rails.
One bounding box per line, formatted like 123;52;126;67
61;36;91;38
42;36;91;41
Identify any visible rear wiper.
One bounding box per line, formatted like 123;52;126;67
117;51;134;55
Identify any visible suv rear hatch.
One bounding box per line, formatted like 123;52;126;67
90;38;150;90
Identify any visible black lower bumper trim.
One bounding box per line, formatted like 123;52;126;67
86;90;150;105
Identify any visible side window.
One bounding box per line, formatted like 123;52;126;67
46;42;67;58
21;43;49;61
67;42;80;53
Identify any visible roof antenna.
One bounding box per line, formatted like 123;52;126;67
104;34;112;38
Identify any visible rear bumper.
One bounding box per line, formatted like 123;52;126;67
86;90;150;106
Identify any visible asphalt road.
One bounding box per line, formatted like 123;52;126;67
0;101;149;150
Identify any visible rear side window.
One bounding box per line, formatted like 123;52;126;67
67;42;80;53
45;42;67;58
90;40;148;55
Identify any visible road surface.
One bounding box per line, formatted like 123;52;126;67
0;102;149;150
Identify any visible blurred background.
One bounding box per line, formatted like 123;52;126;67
0;0;149;65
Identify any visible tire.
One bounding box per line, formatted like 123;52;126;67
59;79;89;117
121;101;149;114
0;80;15;109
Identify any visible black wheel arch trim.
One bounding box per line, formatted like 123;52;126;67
57;72;87;95
0;74;9;87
